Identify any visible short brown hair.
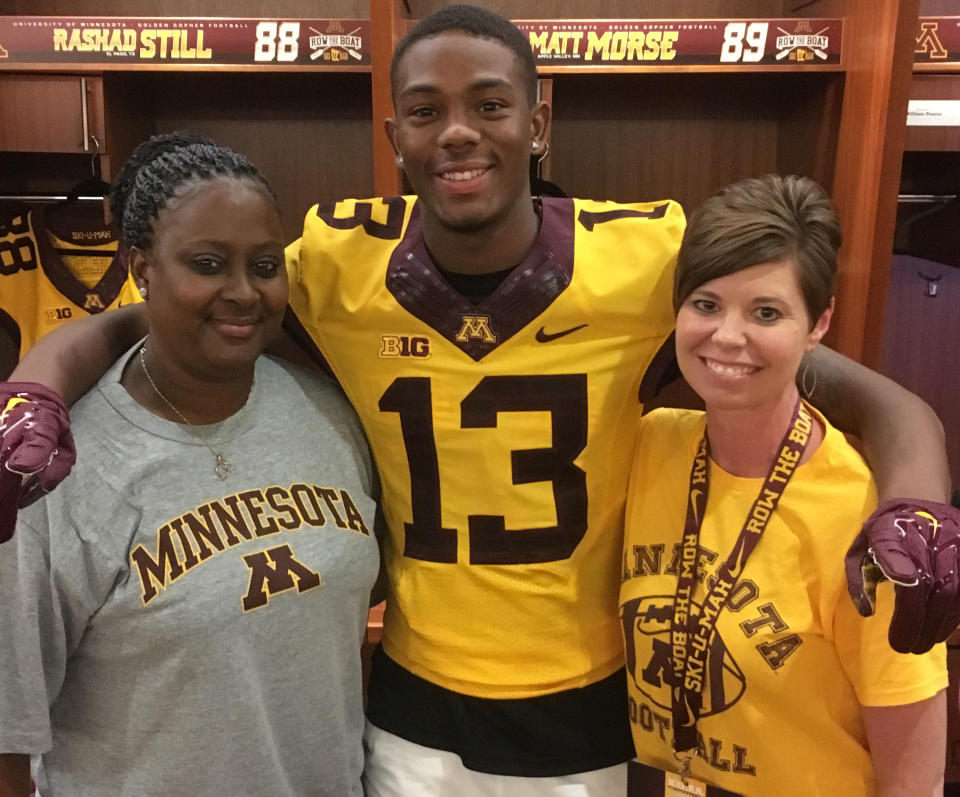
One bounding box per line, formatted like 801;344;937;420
674;174;841;327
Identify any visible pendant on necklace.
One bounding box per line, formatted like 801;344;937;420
214;453;232;480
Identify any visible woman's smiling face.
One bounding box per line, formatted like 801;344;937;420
134;176;287;381
675;259;832;413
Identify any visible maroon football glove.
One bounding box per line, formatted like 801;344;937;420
846;499;960;654
0;383;76;542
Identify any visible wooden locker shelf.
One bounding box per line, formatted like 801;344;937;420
0;0;925;364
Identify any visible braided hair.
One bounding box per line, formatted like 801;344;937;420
110;132;277;250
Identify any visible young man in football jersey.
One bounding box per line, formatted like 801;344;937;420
2;5;959;795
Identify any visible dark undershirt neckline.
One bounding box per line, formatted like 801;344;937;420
432;198;545;305
435;265;517;305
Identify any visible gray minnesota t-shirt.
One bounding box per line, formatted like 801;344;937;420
0;346;379;796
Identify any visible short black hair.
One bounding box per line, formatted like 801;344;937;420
390;4;538;105
110;131;277;251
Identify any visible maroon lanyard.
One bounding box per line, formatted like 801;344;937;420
670;399;813;754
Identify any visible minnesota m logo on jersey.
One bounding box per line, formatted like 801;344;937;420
84;293;106;311
456;314;496;343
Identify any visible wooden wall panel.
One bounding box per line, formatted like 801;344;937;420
370;0;406;196
3;2;377;238
0;75;103;153
801;0;921;365
100;74;156;183
151;72;373;242
0;75;373;240
550;73;838;211
0;152;106;193
775;73;844;190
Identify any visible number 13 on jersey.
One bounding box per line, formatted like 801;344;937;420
380;374;589;566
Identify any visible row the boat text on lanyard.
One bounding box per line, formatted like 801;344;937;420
670;399;814;758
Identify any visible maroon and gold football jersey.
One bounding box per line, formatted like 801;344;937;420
287;196;683;698
0;204;137;366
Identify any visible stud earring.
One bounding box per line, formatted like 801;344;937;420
531;141;539;153
395;155;404;168
138;286;148;300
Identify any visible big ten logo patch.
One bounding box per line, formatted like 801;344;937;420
380;334;431;358
44;306;74;322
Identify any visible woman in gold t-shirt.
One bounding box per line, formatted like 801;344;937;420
620;174;946;797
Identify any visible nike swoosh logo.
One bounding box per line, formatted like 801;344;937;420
690;488;702;526
535;323;588;343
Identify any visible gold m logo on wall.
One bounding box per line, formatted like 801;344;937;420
456;315;496;343
916;21;948;59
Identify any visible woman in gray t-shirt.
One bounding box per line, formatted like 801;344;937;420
0;134;380;796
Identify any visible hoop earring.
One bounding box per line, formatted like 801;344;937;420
533;140;550;166
800;359;817;399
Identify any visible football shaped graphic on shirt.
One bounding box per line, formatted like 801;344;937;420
620;595;746;717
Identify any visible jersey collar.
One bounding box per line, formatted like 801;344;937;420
385;198;575;361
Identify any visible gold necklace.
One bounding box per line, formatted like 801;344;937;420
139;345;235;480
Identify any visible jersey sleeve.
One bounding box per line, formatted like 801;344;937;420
285;226;304;300
284;199;318;341
284;227;329;365
283;198;416;363
284;233;305;298
625;198;683;344
834;579;948;706
283;202;342;353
